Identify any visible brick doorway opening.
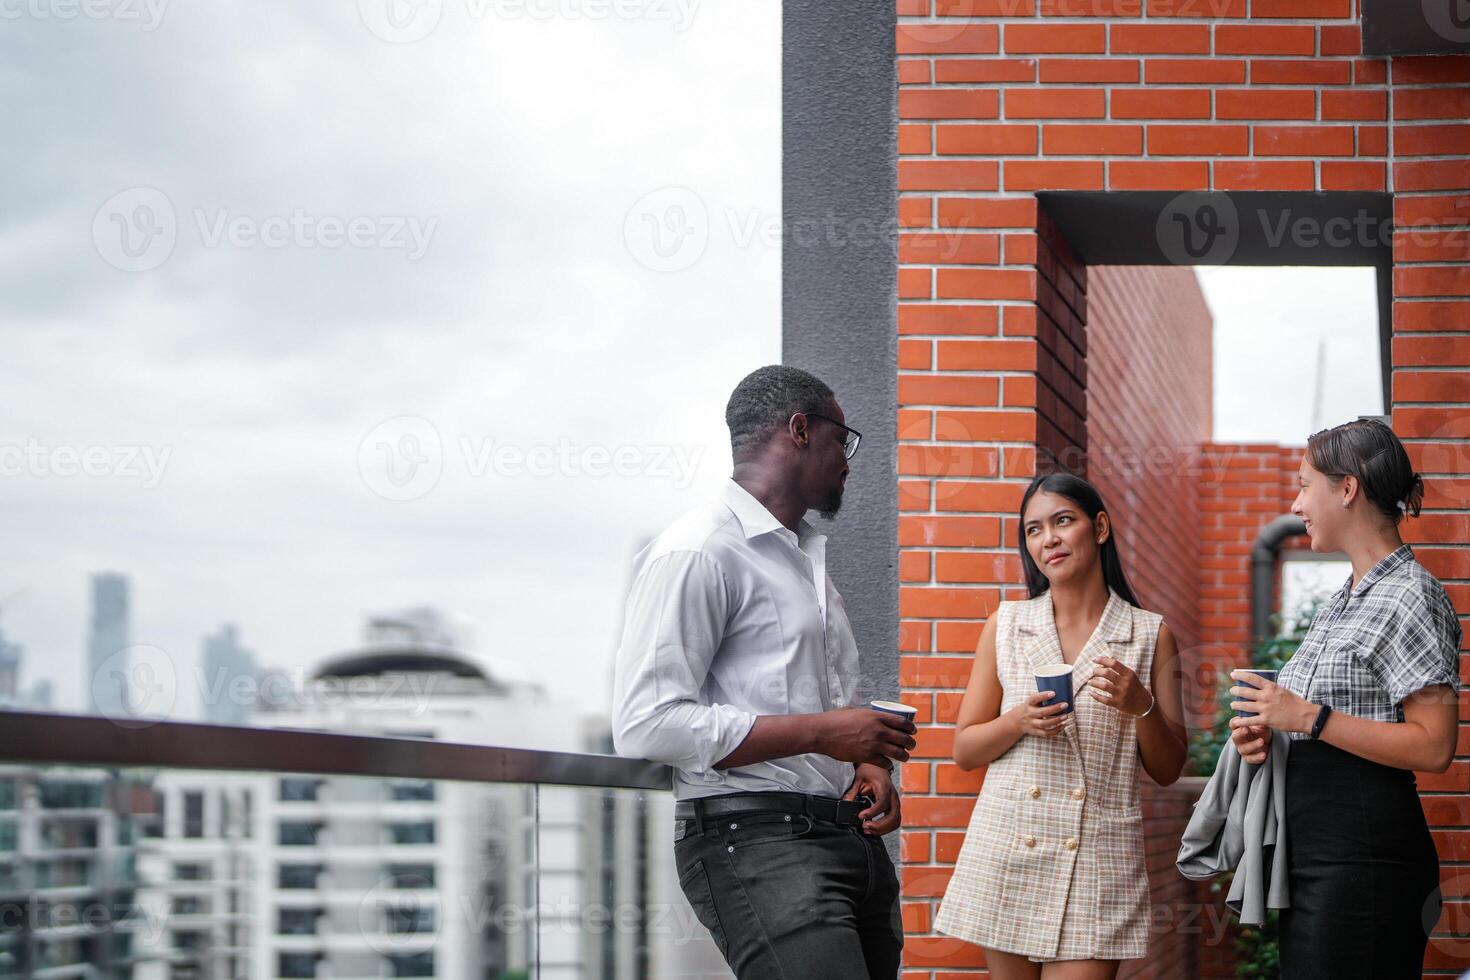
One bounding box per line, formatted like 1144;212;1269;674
896;189;1466;978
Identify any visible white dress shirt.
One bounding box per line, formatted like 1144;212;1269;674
612;479;861;800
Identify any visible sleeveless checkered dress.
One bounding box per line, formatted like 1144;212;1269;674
935;590;1160;961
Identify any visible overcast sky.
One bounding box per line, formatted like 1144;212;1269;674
0;4;1382;726
1199;265;1383;443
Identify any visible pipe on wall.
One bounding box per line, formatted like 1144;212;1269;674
1250;514;1307;649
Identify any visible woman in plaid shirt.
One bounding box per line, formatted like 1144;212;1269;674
1228;418;1462;980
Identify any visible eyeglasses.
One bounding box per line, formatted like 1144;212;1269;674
801;412;862;460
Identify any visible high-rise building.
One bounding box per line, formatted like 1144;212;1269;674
86;573;131;718
0;626;19;704
200;625;256;727
132;607;666;980
0;626;56;713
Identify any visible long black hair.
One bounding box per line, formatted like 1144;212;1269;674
1018;472;1141;607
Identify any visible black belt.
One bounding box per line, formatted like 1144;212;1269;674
675;791;869;828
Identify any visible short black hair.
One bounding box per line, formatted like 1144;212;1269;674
725;365;835;459
1307;418;1424;524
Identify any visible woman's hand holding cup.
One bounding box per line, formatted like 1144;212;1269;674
1013;690;1070;739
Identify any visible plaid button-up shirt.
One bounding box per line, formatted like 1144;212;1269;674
1277;545;1463;740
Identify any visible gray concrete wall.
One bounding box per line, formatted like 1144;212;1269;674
782;0;900;715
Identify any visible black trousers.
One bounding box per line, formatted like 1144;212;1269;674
1280;739;1442;980
673;799;903;979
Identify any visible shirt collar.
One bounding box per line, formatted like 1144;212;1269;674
1348;544;1414;598
722;479;818;543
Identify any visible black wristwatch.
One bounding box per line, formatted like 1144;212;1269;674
1309;703;1333;740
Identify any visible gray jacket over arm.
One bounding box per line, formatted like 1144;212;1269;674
1176;730;1290;925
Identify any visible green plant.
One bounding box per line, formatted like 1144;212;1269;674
1185;603;1318;778
1234;908;1281;980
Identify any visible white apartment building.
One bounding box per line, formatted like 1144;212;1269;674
0;766;145;980
134;609;692;980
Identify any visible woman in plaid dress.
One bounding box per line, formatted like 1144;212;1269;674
1229;419;1461;979
935;473;1188;979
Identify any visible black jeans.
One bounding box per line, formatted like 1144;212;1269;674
673;805;903;979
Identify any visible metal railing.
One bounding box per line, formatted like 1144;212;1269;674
0;710;671;790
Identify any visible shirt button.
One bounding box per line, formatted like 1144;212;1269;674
1022;835;1037;848
729;822;738;830
1028;786;1041;799
1064;838;1078;851
1072;788;1085;800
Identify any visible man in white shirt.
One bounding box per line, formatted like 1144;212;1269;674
613;365;914;979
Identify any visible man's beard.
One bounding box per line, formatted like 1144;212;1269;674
818;483;844;520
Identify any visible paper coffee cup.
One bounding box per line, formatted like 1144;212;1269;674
870;699;917;721
1035;663;1075;715
1234;669;1277;719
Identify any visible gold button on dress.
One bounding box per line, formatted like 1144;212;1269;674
935;590;1161;962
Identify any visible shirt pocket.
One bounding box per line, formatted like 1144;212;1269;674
1309;627;1380;711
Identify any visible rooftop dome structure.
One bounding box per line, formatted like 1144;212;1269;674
312;646;490;682
307;607;537;697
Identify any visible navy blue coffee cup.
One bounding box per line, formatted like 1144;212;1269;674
1233;669;1277;719
1034;664;1074;715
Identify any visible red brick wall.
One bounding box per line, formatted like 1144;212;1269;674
1035;207;1089;463
893;2;1470;976
1086;265;1212;650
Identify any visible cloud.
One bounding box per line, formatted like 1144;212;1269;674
1199;265;1383;444
1;0;781;722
